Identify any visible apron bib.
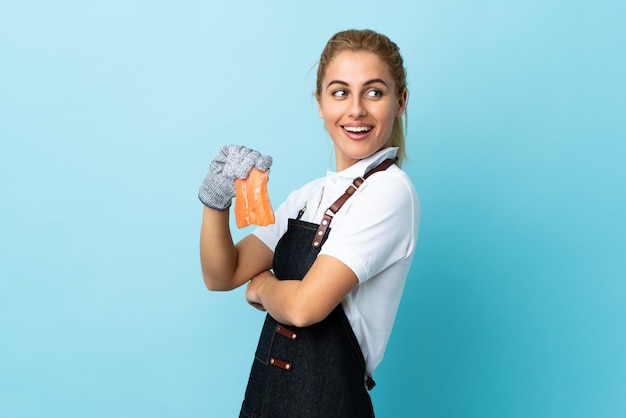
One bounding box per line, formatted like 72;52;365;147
240;158;396;418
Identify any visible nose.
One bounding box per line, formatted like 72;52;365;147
348;96;366;118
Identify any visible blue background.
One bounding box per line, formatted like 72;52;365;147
1;1;625;417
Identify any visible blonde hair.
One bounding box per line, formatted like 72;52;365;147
316;29;408;165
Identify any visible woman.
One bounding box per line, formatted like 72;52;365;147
199;29;420;418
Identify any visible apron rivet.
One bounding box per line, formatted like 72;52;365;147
270;358;275;364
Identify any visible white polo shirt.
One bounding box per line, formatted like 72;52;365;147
253;147;420;375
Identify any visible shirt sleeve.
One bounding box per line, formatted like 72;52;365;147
319;171;418;282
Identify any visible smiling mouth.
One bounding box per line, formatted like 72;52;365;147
342;125;373;133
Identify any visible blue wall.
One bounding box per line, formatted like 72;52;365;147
1;1;624;417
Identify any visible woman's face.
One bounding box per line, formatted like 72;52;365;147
317;50;406;171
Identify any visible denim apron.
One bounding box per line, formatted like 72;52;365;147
239;159;395;418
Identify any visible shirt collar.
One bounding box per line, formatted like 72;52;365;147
328;147;399;179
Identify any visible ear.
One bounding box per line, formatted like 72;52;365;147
395;88;408;117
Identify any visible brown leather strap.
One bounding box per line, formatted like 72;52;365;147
269;357;292;371
312;158;396;247
276;324;298;341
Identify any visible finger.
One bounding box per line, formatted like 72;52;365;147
221;144;244;156
238;150;262;177
249;302;266;312
209;155;226;174
255;154;273;171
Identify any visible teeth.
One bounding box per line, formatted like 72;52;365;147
344;126;372;133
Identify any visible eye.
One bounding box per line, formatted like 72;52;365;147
365;89;383;98
332;89;347;98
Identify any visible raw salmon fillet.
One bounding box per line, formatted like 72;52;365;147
234;168;275;228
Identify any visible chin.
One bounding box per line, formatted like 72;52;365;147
345;143;384;158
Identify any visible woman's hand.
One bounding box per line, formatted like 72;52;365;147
242;255;359;327
198;145;272;211
245;270;275;311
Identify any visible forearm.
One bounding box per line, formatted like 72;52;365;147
199;206;238;290
248;256;359;327
198;145;274;291
251;274;308;326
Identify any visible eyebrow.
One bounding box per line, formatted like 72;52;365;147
325;78;389;89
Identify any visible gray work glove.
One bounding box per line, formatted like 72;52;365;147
198;144;273;210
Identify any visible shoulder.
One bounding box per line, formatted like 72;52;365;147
355;166;419;215
367;165;416;192
320;166;419;280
